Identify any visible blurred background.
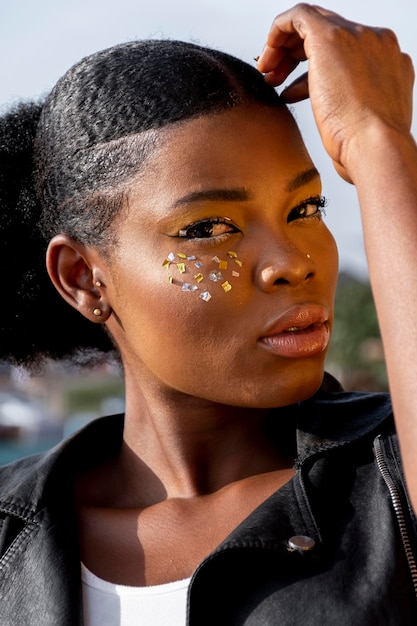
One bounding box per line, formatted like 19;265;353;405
1;0;413;461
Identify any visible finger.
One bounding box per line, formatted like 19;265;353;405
333;160;353;185
279;72;310;103
262;54;303;87
266;4;346;46
257;4;347;73
257;35;305;75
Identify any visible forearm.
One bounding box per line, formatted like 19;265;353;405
349;124;417;509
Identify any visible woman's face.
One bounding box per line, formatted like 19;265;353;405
103;105;338;408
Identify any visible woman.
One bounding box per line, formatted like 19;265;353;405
0;4;416;624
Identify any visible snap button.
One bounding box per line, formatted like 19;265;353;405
288;535;316;552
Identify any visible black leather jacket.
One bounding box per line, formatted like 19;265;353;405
0;385;416;625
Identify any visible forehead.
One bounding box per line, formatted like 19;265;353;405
127;105;314;212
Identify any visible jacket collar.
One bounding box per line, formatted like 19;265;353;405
0;375;393;517
295;384;392;463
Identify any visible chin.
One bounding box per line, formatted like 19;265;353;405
253;363;326;409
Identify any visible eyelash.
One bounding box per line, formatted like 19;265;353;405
175;195;327;241
176;217;240;241
287;195;327;223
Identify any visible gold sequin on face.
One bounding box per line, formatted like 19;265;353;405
162;251;243;301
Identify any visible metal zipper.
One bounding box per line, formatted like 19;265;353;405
374;435;417;597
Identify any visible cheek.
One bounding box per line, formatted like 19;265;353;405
133;249;250;387
316;229;339;323
161;248;245;304
323;230;339;291
114;246;246;349
118;248;247;372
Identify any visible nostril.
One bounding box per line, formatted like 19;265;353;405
273;277;290;285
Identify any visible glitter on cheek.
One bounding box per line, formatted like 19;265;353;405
209;271;223;282
181;283;199;292
200;291;212;302
162;250;244;302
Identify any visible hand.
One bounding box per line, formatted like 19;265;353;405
257;4;414;182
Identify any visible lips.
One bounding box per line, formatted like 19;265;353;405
258;304;330;359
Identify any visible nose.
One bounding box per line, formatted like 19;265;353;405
254;239;315;293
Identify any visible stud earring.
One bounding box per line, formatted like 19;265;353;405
306;253;311;259
93;308;102;317
95;280;102;287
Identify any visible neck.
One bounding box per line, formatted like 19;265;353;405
104;381;296;507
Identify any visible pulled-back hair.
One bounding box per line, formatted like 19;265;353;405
0;39;283;368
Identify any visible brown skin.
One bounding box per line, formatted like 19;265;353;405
257;5;417;516
47;104;338;585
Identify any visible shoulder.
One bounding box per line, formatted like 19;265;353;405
0;414;124;518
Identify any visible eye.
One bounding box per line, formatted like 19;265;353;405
177;217;241;240
287;195;327;223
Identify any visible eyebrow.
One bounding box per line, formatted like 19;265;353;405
286;167;320;192
170;167;320;208
171;187;251;208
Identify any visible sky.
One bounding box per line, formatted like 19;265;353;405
1;0;416;278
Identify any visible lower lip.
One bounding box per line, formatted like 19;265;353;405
258;323;330;359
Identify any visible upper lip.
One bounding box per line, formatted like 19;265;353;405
258;304;329;339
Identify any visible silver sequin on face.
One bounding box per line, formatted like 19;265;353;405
162;251;243;302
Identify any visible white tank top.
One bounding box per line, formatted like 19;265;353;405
81;563;191;626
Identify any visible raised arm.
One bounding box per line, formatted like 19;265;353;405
258;4;417;511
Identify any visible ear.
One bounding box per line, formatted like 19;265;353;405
46;235;111;323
